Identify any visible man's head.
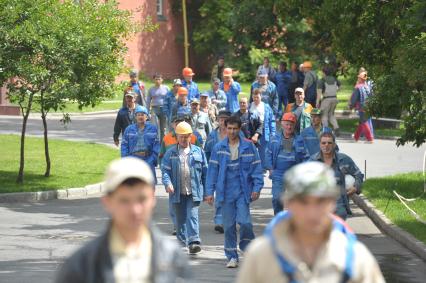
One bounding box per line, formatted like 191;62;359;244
223;68;233;83
303;61;312;72
311;108;322;127
257;70;268;85
182;67;195;82
124;91;136;107
135;106;149;124
217;55;225;67
279;61;287;72
175;121;193;148
294;87;305;104
153;73;163;86
200;93;209;107
263;57;270;67
102;157;156;231
239;97;248;112
177;87;188;103
225;116;242;141
358;71;368;82
291;61;298;71
212;78;221;91
319;132;336;156
299;64;304;72
283;161;339;235
129;69;138;82
281;112;296;137
173;78;182;92
252;88;262;104
217;110;231;129
191;99;200;113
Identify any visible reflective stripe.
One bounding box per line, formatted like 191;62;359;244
252;160;261;165
241;153;254;157
217;150;231;156
209;160;219;164
163;165;171;170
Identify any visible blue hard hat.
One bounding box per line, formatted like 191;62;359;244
135;105;149;115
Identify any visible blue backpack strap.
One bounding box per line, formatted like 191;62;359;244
265;211;298;283
332;216;356;283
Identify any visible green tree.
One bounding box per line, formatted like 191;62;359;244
0;0;156;183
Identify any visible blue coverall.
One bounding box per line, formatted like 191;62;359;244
220;81;241;113
301;125;332;156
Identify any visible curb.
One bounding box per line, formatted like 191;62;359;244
352;194;426;261
0;182;105;203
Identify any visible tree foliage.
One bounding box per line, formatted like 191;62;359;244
0;0;144;182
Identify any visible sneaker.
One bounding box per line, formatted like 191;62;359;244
214;225;224;234
226;258;238;268
172;229;177;236
188;243;201;254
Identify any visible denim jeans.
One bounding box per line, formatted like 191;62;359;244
222;197;255;261
151;106;167;143
174;194;201;246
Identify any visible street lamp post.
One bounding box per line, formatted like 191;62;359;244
182;0;189;67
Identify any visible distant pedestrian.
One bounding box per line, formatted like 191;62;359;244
200;92;219;129
220;68;241;113
317;66;340;136
55;157;191;283
205;116;264;268
171;87;192;119
211;55;226;82
123;69;146;107
275;62;292;115
113;90;138;147
162;121;208;254
164;79;182;130
147;73;169;142
289;61;304;104
257;57;276;82
232;97;262;142
250;70;279;119
190;99;212;147
301;108;333;156
121;106;160;181
208;78;227;111
237;161;384;283
182;67;199;101
302;61;318;107
310;132;364;220
285;87;313;135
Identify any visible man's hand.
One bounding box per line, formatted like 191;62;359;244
166;185;174;194
204;195;214;205
114;140;119;147
251;134;259;144
346;186;357;196
251;192;260;201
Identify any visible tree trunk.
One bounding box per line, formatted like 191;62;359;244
16;92;35;184
40;97;51;177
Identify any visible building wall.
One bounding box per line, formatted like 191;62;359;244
118;0;184;80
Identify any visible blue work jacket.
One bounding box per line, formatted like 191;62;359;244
121;122;160;166
301;125;333;156
250;80;279;119
161;145;208;203
206;137;264;204
220;81;241;113
265;133;310;181
182;80;199;102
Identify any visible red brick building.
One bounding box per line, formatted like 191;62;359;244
119;0;186;79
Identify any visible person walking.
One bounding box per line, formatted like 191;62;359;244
317;66;341;136
232;97;262;143
301;108;333;156
123;69;146;107
257;57;276;82
236;161;384;283
171;87;192;119
208;78;227;111
200;92;219;129
205;116;264;268
182;67;199;102
211;55;225;82
55;157;191;283
265;112;309;215
302;61;318;108
285;87;313;135
220;68;241;113
190;99;212;147
310;132;364;220
162;121;208;254
121;106;160;182
113;90;138;147
164;78;182;131
275;62;293;115
250;70;279;119
147;73;169;142
289;61;304;104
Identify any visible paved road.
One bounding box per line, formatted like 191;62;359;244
0;114;425;282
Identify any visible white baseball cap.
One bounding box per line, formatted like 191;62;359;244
104;157;154;193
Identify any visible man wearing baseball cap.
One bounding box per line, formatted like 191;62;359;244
237;162;384;283
171;86;192;119
301;108;333;156
285;87;313;134
55;157;190;282
113;90;138;147
181;67;200;101
265;112;309;215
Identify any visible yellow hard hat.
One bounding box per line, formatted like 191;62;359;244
175;121;193;135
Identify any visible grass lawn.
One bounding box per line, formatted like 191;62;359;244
362;172;426;244
338;118;404;137
0;134;119;193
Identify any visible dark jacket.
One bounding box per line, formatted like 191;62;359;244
232;110;263;140
113;106;135;143
55;224;191;283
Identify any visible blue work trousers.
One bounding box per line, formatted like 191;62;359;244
258;136;269;170
174;194;201;246
222;197;255;261
168;194;177;228
214;201;223;225
272;178;284;215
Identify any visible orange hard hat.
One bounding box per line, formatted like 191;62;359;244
182;67;195;77
282;112;297;123
223;68;233;77
303;61;312;68
177;87;188;96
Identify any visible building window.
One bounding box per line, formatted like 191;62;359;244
156;0;167;21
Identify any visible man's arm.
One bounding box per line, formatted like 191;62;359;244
113;112;122;146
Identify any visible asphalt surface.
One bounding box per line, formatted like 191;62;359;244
0;113;425;282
